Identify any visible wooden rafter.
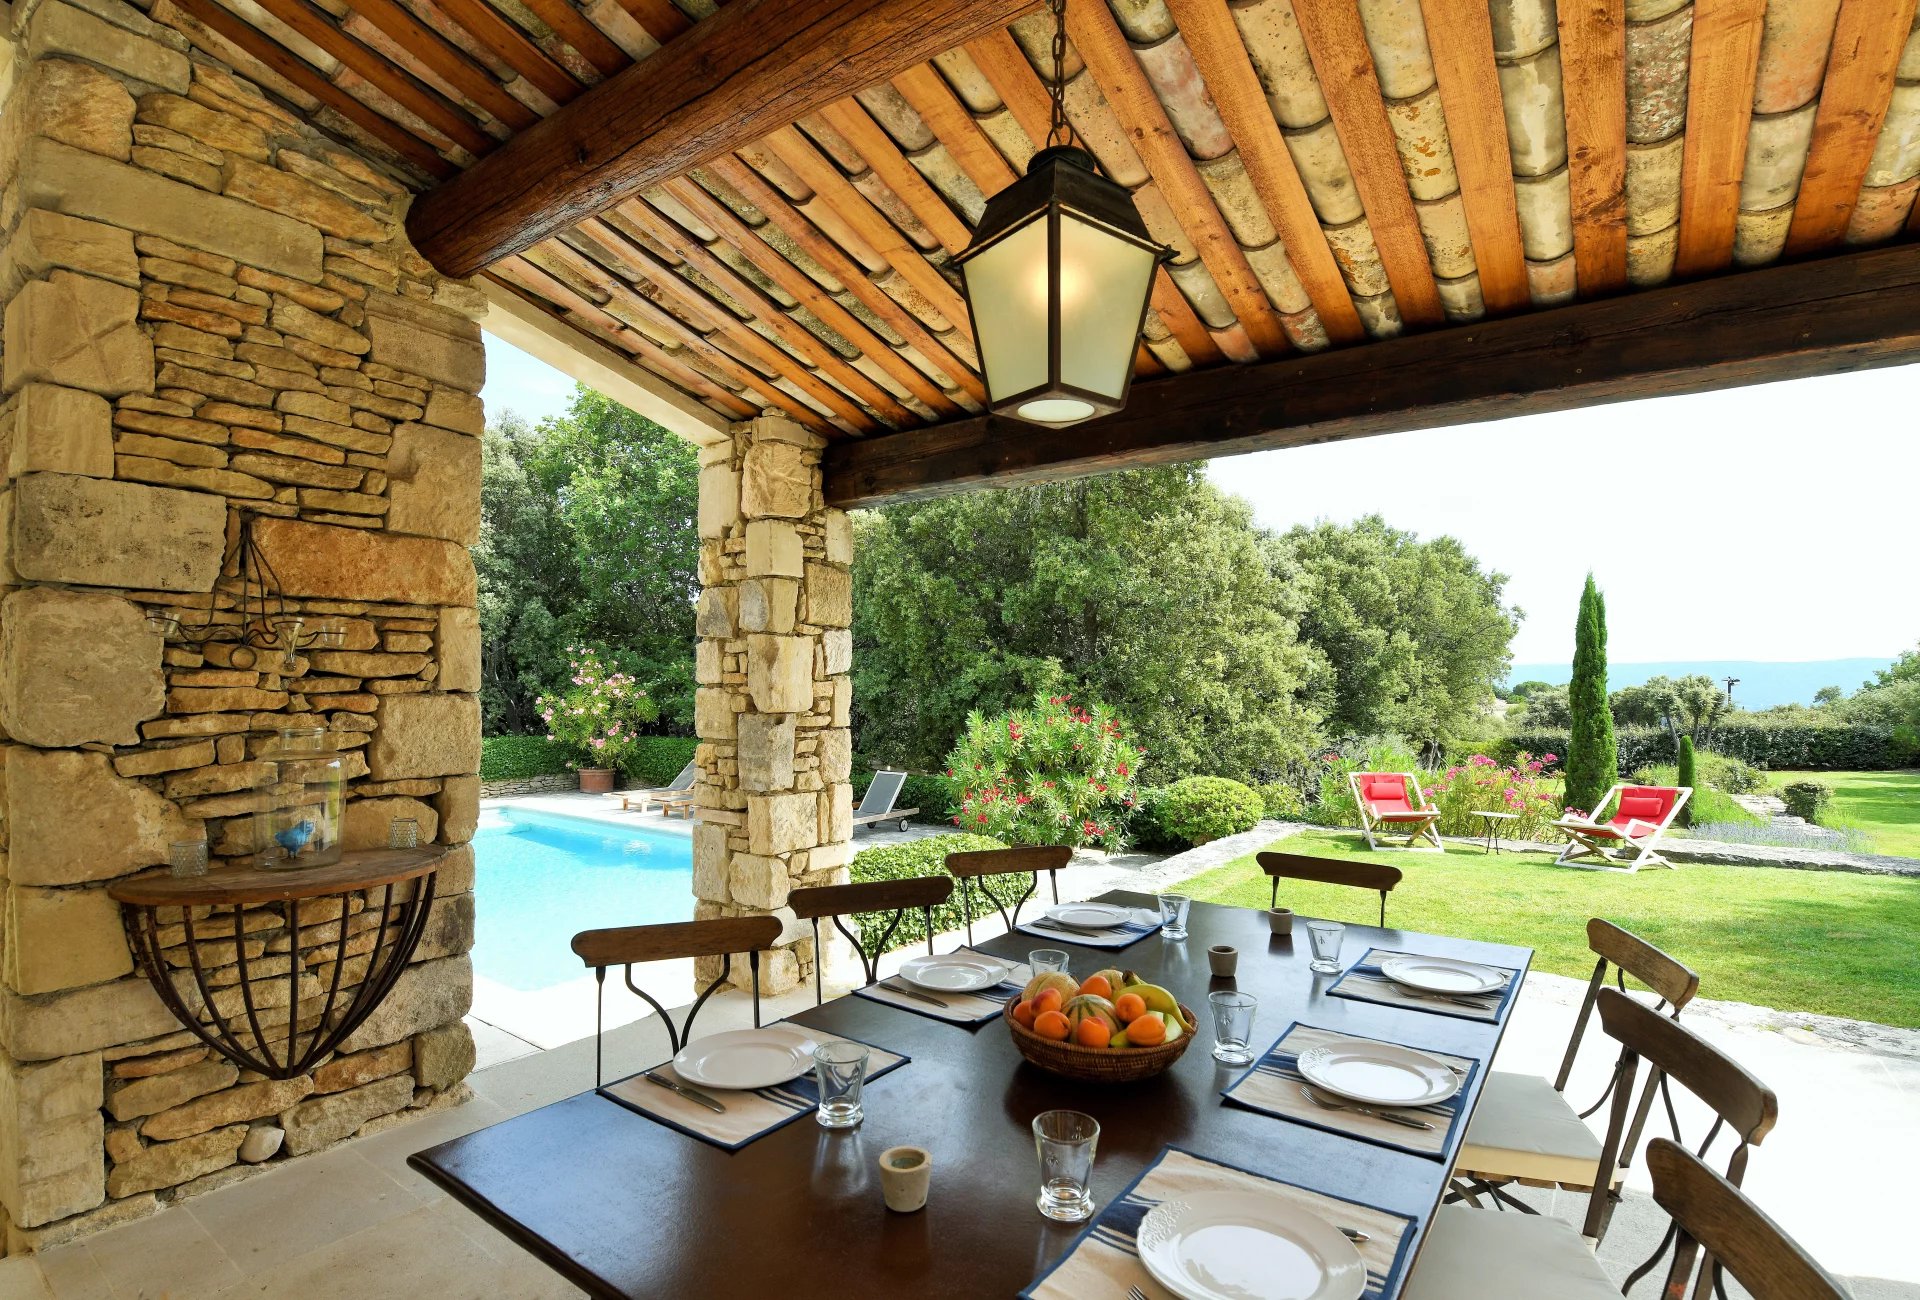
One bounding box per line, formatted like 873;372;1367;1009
815;100;973;254
891;63;1019;193
345;0;538;131
1675;0;1768;277
1556;0;1630;293
430;0;583;105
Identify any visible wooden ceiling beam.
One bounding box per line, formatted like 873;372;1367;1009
963;29;1059;148
1149;269;1225;366
1675;0;1767;277
407;0;1040;277
615;0;692;43
890;62;1019;194
345;0;538;131
431;0;582;105
815;99;973;254
823;242;1920;507
513;0;628;78
1555;0;1630;293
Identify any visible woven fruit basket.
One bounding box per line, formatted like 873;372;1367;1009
1002;998;1197;1084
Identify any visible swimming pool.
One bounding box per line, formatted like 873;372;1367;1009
472;807;694;992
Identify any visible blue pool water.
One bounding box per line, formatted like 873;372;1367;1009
472;807;694;992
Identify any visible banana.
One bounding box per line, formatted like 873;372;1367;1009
1126;979;1194;1031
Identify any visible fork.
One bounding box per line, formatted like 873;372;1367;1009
1300;1083;1433;1130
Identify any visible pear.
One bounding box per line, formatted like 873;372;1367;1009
1156;1011;1184;1044
1110;1028;1131;1049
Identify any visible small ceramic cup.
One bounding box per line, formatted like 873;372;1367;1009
879;1146;932;1213
1207;944;1238;977
1266;907;1294;936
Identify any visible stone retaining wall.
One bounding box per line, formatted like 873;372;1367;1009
478;773;576;800
0;0;481;1251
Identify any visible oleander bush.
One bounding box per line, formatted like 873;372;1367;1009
1257;782;1307;822
847;833;1008;952
1780;779;1833;822
479;734;572;781
535;646;660;770
1153;777;1265;847
1426;753;1563;841
1306;736;1425;828
942;694;1143;849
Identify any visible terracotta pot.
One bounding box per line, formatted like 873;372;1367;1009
577;767;616;794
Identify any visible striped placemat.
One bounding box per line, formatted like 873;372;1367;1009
852;951;1029;1025
1017;908;1162;950
1022;1145;1416;1299
1327;948;1521;1023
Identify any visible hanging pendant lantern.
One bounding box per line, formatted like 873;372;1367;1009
954;2;1167;429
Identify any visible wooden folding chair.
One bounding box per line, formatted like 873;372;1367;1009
1451;918;1699;1210
570;915;781;1090
788;875;954;1005
1644;1140;1849;1300
1348;771;1444;850
1551;782;1692;872
946;845;1072;946
1404;988;1777;1300
1255;851;1401;927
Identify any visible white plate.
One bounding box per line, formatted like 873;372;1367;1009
898;952;1013;993
1045;902;1132;928
672;1026;821;1090
1138;1191;1366;1300
1378;954;1505;996
1295;1039;1461;1108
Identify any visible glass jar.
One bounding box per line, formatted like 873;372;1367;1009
252;727;344;869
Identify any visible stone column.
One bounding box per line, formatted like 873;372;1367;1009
692;416;854;994
0;0;482;1251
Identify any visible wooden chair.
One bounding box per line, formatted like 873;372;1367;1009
1644;1139;1849;1300
1452;918;1699;1210
1255;851;1401;927
787;875;954;1005
1348;771;1443;851
1551;782;1692;872
946;845;1073;946
1404;987;1777;1300
570;916;781;1090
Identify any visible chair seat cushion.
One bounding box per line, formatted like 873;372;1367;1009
1376;809;1435;822
1454;1070;1605;1187
1403;1204;1619;1300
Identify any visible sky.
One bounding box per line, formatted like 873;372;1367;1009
481;334;1918;668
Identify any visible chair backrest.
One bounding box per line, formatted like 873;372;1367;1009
1553;918;1699;1092
1350;772;1418;813
787;875;955;1004
1646;1140;1848;1300
665;761;696;790
857;770;906;816
570;915;782;1086
1255;851;1402;927
947;845;1072;944
1610;784;1684;832
1575;988;1776;1253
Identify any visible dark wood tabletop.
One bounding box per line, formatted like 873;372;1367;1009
411;891;1532;1299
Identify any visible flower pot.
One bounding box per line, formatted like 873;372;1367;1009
577;767;616;794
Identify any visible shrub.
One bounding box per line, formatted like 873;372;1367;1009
535;646;660;770
480;734;572;781
1497;722;1907;772
1675;737;1696;827
1124;788;1186;853
852;770;956;824
619;736;699;787
1257;782;1306;821
847;833;1007;952
1426;753;1563;841
942;694;1143;849
1698;750;1768;794
1779;779;1832;822
1153;777;1265;846
1631;761;1758;827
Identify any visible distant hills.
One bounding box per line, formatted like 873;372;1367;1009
1504;659;1898;711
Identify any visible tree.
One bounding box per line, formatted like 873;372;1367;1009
1510;684;1571;728
851;466;1330;782
1507;680;1555;701
1845;642;1920;754
1643;674;1730;746
1275;516;1519;750
1565;574;1618;815
1675;735;1696;827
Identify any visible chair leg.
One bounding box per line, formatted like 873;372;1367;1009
810;918;824;1008
592;967;606;1089
750;950;763;1028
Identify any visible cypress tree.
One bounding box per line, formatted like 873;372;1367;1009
1565;574;1618;815
1675;735;1696;827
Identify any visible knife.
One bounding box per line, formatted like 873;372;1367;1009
644;1070;726;1113
881;979;950;1008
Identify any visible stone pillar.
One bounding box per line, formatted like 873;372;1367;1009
692;416;854;994
0;0;483;1252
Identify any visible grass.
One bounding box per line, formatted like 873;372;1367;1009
1180;828;1920;1028
1769;770;1920;858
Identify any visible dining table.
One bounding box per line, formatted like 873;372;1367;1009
409;890;1532;1298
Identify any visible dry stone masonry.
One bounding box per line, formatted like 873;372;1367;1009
693;416;853;995
0;0;482;1252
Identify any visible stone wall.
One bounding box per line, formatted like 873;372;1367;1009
477;772;575;800
0;0;482;1252
692;416;853;993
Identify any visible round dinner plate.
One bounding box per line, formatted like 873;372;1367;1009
1378;954;1505;996
1138;1191;1366;1300
1045;902;1133;928
1295;1040;1461;1108
898;952;1014;993
672;1026;821;1090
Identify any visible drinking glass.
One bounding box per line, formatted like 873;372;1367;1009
1158;893;1191;941
168;840;208;878
1306;920;1346;975
1209;990;1258;1066
1028;949;1070;977
388;817;420;850
1032;1110;1100;1222
813;1041;870;1128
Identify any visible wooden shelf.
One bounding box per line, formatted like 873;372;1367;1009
109;846;447;907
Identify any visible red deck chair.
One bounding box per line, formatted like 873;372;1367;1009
1348;771;1444;851
1552;784;1692;872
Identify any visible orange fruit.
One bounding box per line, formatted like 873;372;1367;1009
1011;998;1037;1028
1125;1013;1166;1046
1079;974;1113;1000
1033;988;1064;1016
1114;992;1147;1023
1034;1010;1071;1041
1073;1016;1112;1048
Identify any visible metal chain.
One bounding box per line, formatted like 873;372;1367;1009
1047;0;1070;148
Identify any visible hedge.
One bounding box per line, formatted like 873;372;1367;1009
1493;722;1907;772
479;734;572;781
619;736;700;787
847;833;1008;952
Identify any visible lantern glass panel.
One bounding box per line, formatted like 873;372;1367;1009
958;213;1051;405
1055;210;1158;405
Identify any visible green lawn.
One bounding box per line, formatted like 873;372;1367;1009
1770;770;1920;857
1180;829;1920;1028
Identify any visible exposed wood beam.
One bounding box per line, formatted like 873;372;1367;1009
891;63;1019;194
514;0;627;78
823;242;1920;507
1555;0;1629;293
963;29;1061;148
432;0;582;106
1150;267;1226;366
1675;0;1767;277
815;99;973;254
346;0;539;131
407;0;1039;277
